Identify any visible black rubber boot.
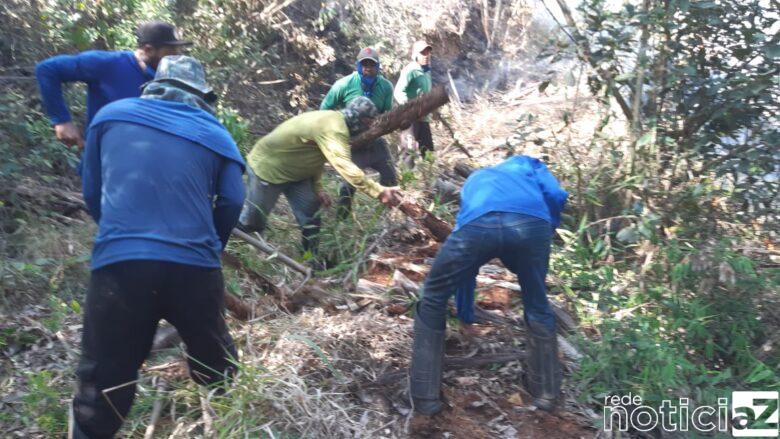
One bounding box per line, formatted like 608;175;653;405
409;304;445;415
524;320;562;411
301;219;323;270
68;402;90;439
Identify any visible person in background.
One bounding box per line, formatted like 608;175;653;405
320;47;398;218
239;97;403;270
407;155;568;416
71;56;244;438
35;21;191;149
394;40;434;166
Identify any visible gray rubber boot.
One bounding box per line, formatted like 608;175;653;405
409;304;445;415
524;320;562;411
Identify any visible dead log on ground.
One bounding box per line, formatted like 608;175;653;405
392;270;419;296
433;178;461;204
454;161;476;179
398;201;453;242
355;279;388;298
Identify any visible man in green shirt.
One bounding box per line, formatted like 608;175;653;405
239;97;402;269
395;40;434;166
321;47;398;218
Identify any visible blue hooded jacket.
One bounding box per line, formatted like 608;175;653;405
82;98;246;270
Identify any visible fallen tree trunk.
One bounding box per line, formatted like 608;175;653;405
350;85;449;149
398;201;453;242
223;291;253;321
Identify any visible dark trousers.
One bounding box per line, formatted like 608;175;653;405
73;260;237;438
412;121;434;155
416;212;556;332
338;137;398;216
239;170;322;255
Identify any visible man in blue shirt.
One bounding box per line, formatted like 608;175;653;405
35;21;191;149
71;56;245;439
408;155;568;416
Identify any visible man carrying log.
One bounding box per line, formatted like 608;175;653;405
394;40;434;166
238;97;403;270
320;47;399;218
36;21;191;150
73;56;244;438
408;155;568;415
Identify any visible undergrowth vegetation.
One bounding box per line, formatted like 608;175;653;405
0;0;777;437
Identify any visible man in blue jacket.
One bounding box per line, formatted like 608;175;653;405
35;21;191;149
71;56;245;438
408;155;568;416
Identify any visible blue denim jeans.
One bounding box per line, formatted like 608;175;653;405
416;212;556;333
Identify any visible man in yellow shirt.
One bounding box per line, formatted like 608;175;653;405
239;97;402;268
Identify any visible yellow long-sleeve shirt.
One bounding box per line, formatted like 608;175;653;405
247;110;385;198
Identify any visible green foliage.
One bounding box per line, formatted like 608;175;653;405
560;219;779;410
0;91;79;183
21;370;69;435
217;105;253;156
577;0;778;214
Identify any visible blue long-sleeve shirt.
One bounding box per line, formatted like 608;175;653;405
456;155;568;230
35;50;154;125
82;98;246;270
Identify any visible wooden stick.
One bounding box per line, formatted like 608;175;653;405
143;378;167;439
447;70;462;106
232;228;311;275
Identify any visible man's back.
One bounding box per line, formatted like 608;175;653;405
86;121;228;269
457;156;568;230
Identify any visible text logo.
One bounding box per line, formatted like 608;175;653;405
732;391;779;437
603;391;779;436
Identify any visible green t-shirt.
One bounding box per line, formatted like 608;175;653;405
320;71;394;113
394;62;433;121
247;110;384;198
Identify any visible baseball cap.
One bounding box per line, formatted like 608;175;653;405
412;40;432;55
356;47;380;63
136;21;192;47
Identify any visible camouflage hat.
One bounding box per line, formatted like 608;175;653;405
342;96;378;134
146;55;215;102
346;96;379;118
